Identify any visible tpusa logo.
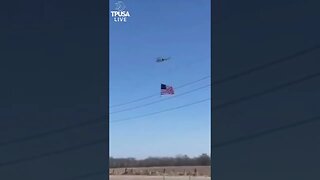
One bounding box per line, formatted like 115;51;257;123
111;1;130;23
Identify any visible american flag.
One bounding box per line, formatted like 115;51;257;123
161;84;174;95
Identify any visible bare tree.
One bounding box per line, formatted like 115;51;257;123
109;154;211;168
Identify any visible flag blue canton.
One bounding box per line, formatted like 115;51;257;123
160;84;174;95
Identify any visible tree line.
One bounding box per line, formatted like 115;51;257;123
109;153;211;168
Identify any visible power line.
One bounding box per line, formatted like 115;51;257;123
0;118;105;148
0;137;108;168
213;44;320;85
110;71;320;124
214;115;320;148
61;115;320;179
1;70;319;168
110;84;211;114
3;71;319;149
110;75;210;108
0;98;210;149
109;45;320;109
1;46;319;154
110;98;211;123
3;70;319;148
0;99;211;168
174;76;210;89
56;45;320;179
214;71;320;110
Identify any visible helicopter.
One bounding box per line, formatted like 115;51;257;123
156;57;171;63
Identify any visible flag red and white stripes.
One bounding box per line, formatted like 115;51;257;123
161;84;174;95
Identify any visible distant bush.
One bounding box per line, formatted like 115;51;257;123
109;153;211;168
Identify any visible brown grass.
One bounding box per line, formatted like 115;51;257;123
109;166;211;177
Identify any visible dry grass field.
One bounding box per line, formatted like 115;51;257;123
109;166;210;177
110;175;211;180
